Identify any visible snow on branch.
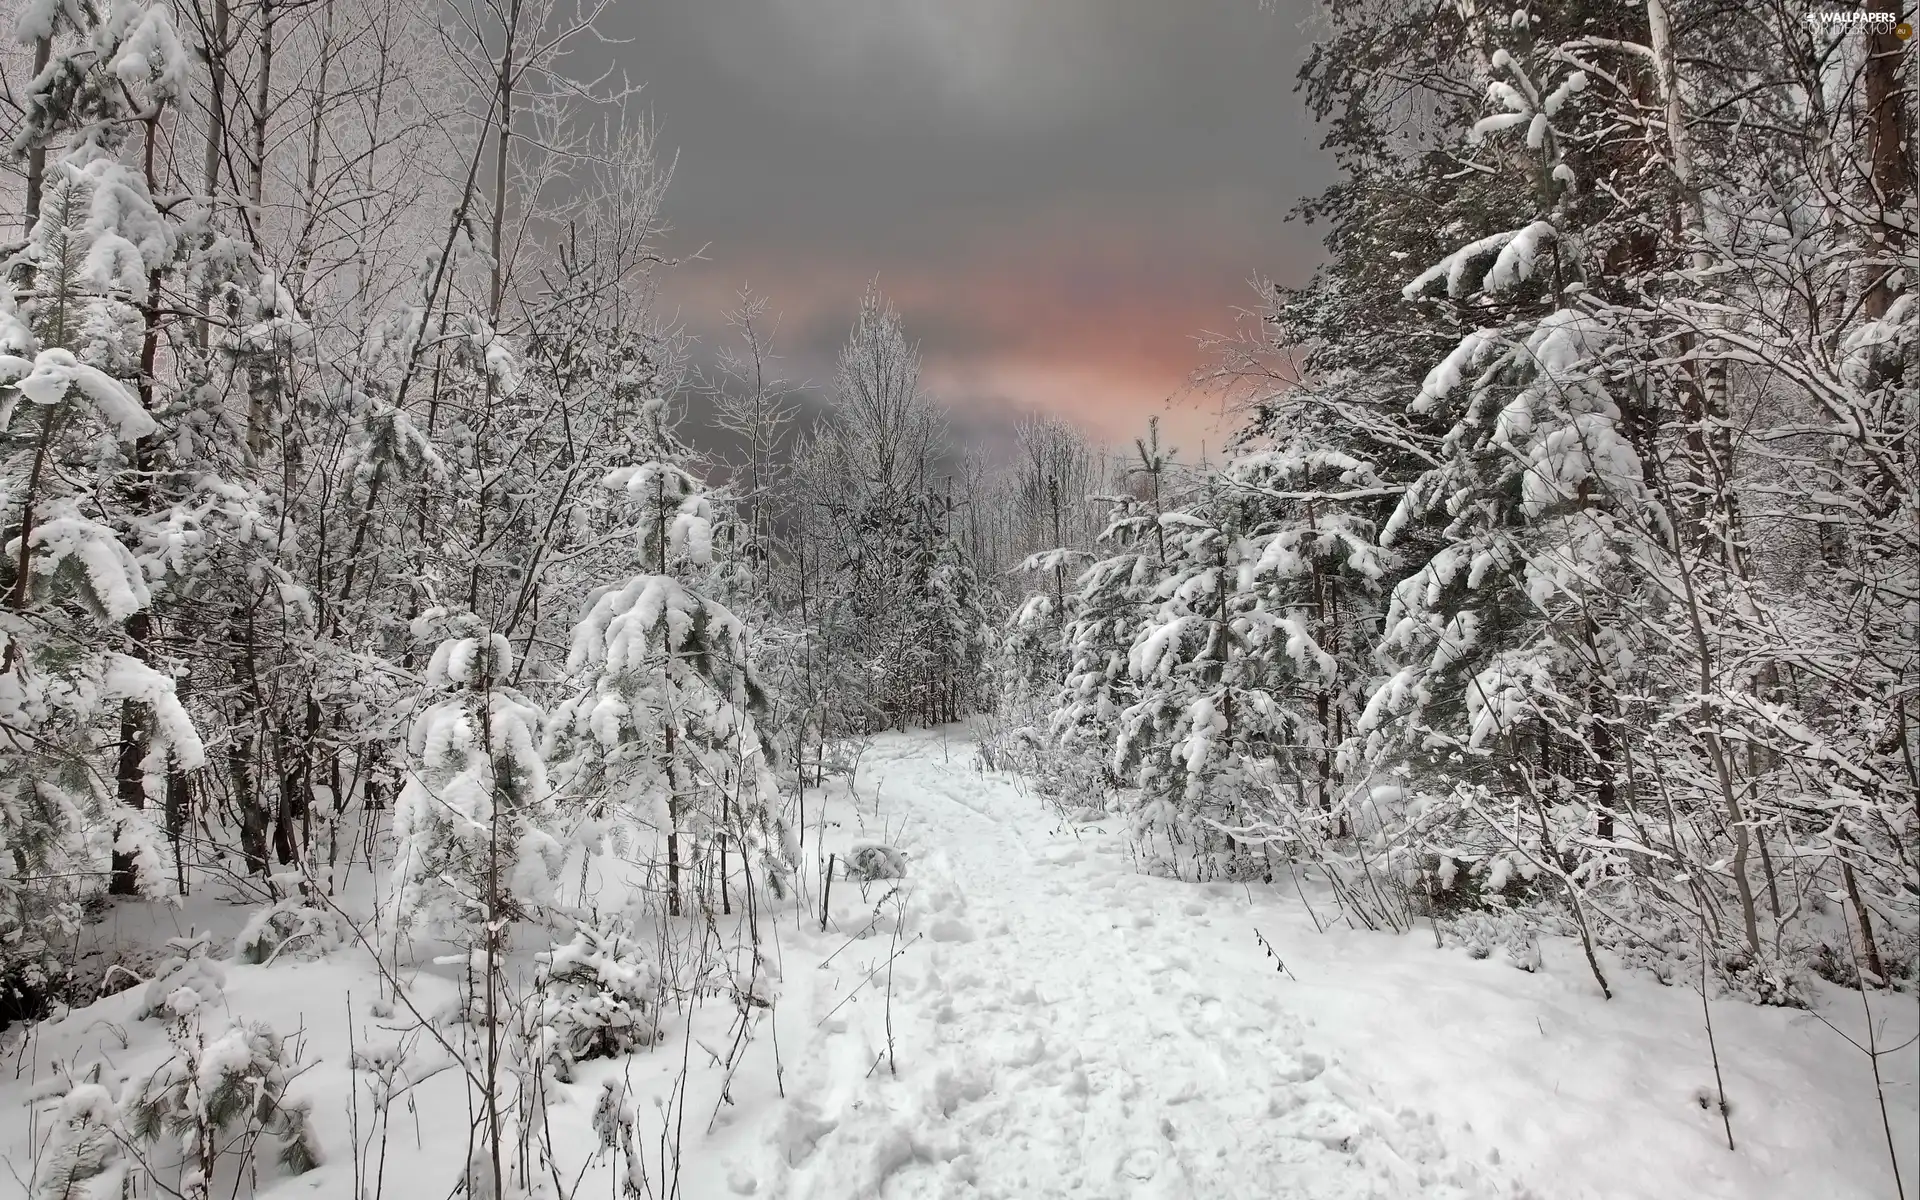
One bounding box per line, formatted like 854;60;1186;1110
0;348;155;440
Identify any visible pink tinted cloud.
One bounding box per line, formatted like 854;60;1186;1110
662;194;1284;457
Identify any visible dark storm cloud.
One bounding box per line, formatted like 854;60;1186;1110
611;0;1334;455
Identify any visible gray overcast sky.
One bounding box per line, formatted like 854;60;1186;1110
609;0;1334;456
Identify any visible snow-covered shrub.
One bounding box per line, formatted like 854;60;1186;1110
847;843;907;882
972;704;1042;775
1804;913;1917;992
726;944;782;1012
387;616;564;948
1414;842;1549;920
534;918;661;1079
85;939;323;1195
1716;947;1811;1010
1444;911;1542;972
138;934;225;1020
234;900;345;965
1035;744;1119;819
1;952;69;1034
125;1016;321;1183
32;1076;127;1200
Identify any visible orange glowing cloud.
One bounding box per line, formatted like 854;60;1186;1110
660;191;1292;458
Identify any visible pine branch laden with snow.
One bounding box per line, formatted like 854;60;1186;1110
1239;0;1920;996
386;623;564;948
0;348;157;441
32;1082;128;1200
547;461;795;919
605;461;717;570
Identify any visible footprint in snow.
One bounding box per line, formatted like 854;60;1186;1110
1280;1051;1328;1083
1179;994;1226;1035
1281;1101;1364;1152
1120;1148;1161;1181
1164;1075;1203;1105
1000;1031;1047;1067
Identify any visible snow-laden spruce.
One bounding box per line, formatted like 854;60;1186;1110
0;40;206;995
545;460;794;919
385;614;564;947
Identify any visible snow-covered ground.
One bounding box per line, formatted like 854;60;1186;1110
765;730;1917;1200
768;735;1511;1199
3;727;1913;1199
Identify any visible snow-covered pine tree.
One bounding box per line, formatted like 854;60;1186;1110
1264;0;1918;993
385;612;563;947
1340;10;1664;965
1215;446;1390;818
548;459;792;920
1021;421;1179;808
1105;429;1391;876
991;416;1117;728
0;0;206;1002
917;492;992;725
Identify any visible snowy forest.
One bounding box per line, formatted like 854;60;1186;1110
0;0;1913;1197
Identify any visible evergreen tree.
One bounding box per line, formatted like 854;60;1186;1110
0;0;204;997
546;461;792;919
385;615;562;946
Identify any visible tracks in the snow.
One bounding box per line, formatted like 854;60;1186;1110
767;733;1518;1200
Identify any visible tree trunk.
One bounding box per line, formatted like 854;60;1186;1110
167;768;190;896
1838;825;1887;983
112;140;168;895
289;0;337;310
1647;0;1734;552
245;0;276;458
234;607;271;875
1863;0;1912;319
489;0;524;321
232;722;268;875
666;725;681;918
196;0;231;347
1591;704;1617;843
109;612;153;896
21;36;51;236
273;720;298;866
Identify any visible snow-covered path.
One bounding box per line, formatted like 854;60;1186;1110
763;733;1515;1199
2;729;1904;1200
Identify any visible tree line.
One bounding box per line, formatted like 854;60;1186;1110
0;0;997;1015
1001;0;1916;1001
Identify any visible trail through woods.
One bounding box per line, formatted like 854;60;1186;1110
770;735;1507;1198
760;730;1916;1200
1;729;1909;1200
6;2;1916;1197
